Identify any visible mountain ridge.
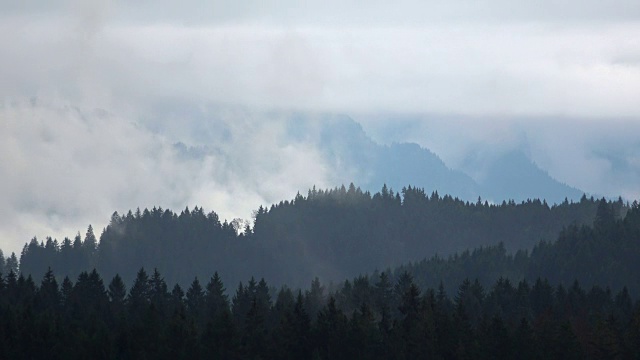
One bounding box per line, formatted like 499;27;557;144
173;111;585;204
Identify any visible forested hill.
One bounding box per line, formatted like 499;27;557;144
386;198;640;296
2;197;639;359
10;185;618;289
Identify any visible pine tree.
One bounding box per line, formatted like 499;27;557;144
315;296;349;360
37;267;60;313
128;268;151;315
108;274;127;306
149;268;169;315
205;272;229;320
5;252;18;275
186;277;204;323
305;277;325;321
60;276;73;309
84;225;98;257
349;302;379;359
374;272;393;316
232;282;251;328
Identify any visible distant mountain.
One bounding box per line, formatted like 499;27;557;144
283;114;479;200
369;142;479;200
282;114;583;203
164;106;584;203
476;150;583;203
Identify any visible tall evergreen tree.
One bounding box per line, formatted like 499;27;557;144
204;272;229;320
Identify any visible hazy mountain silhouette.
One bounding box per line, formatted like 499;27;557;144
282;114;479;199
168;109;584;203
477;150;583;203
283;114;583;203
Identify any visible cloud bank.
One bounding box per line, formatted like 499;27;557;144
1;0;639;253
0;101;332;254
359;115;640;202
3;0;640;116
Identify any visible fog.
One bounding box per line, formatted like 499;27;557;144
1;0;639;253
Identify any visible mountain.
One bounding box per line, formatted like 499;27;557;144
282;114;583;203
156;104;584;203
283;114;479;200
474;150;584;203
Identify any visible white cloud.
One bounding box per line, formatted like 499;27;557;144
0;101;332;254
359;115;640;201
1;0;640;253
4;4;640;116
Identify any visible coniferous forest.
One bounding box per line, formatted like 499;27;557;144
1;184;640;358
1;266;639;359
10;185;622;289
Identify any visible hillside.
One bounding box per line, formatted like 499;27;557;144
12;185;608;289
3;198;640;359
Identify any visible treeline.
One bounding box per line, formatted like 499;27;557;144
1;266;639;359
391;199;640;297
12;185;613;288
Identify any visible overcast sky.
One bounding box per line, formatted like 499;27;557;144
1;0;640;254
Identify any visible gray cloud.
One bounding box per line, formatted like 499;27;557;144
1;0;640;253
3;1;640;116
0;101;332;254
5;0;639;25
359;114;640;201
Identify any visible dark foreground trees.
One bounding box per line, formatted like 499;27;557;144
2;186;638;358
0;267;639;360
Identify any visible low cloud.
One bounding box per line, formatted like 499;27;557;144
0;101;332;254
1;0;640;253
3;6;640;117
359;115;640;201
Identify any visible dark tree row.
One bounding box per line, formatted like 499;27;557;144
12;185;614;288
389;199;640;297
1;266;639;359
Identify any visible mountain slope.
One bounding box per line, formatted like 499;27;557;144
162;106;584;203
477;150;584;203
284;114;585;203
15;187;605;289
283;114;479;200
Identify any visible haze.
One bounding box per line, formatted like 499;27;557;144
1;0;639;253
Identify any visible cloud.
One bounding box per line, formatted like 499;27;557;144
0;100;178;253
4;2;640;117
0;101;332;254
12;0;636;26
358;114;640;201
1;0;640;253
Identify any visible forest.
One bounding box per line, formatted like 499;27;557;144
7;185;624;289
1;184;639;358
0;265;639;359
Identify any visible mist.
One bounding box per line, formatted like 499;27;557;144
0;101;333;254
2;0;640;253
359;114;640;201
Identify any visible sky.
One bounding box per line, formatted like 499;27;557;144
1;0;640;254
